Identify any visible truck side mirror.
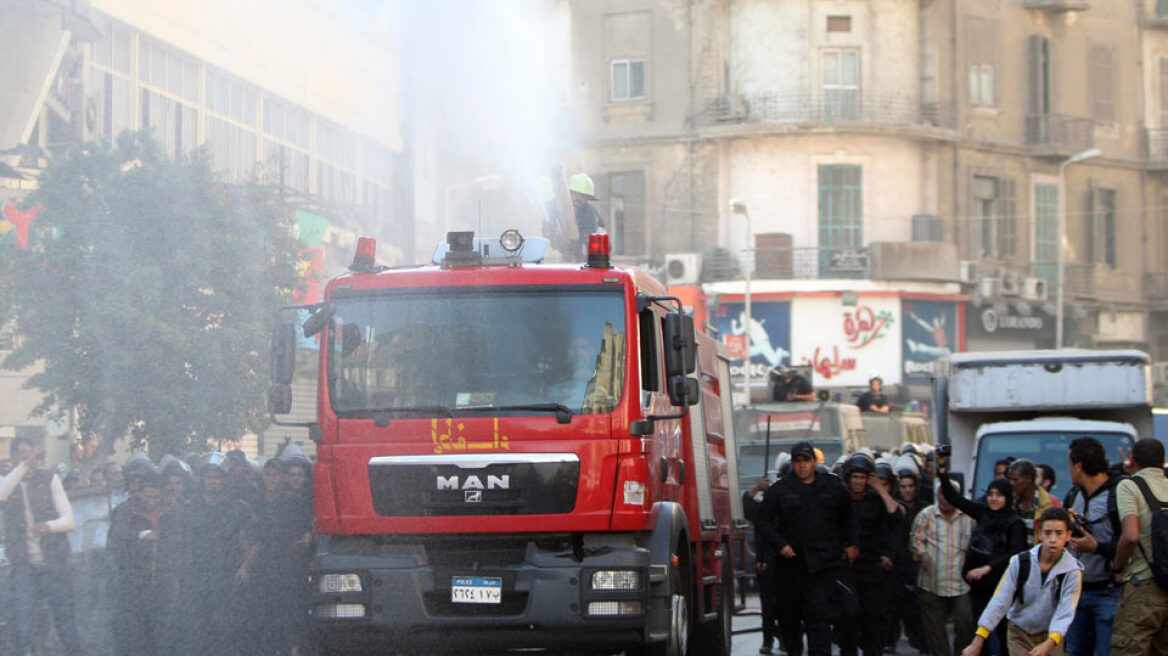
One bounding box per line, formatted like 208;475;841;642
668;376;700;407
663;313;697;377
271;322;297;385
268;383;292;415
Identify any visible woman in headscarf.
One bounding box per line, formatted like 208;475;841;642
937;469;1028;656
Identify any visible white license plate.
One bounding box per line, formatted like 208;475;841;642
451;576;502;604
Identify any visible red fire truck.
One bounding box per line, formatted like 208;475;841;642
269;230;748;655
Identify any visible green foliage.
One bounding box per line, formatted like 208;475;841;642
0;132;303;455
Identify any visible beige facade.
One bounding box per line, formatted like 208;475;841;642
569;0;1168;362
0;0;405;458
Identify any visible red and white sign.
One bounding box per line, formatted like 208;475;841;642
724;334;747;360
790;297;902;387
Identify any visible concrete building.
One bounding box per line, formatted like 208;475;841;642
0;0;406;458
567;0;1168;402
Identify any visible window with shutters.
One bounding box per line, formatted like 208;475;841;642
607;171;646;256
997;179;1017;257
966;17;999;107
970;176;1015;258
1034;183;1058;285
1088;45;1116;124
818;165;863;248
1160;58;1168;129
1026;36;1054;145
1087;189;1116;268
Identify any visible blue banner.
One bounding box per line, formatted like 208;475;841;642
710;301;791;380
901;299;956;385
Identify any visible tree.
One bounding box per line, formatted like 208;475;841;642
0;132;303;457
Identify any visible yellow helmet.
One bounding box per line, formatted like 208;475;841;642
567;173;598;200
814;448;825;464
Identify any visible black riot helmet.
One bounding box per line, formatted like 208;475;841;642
844;451;876;476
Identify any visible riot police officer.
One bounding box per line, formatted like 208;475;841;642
757;441;860;656
844;452;903;656
182;453;254;656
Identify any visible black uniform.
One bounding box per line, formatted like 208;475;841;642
850;489;900;656
891;495;927;652
744;488;780;652
855;390;889;412
183;493;252;656
757;472;860;656
109;496;184;656
572;199;604;256
772;374;813;402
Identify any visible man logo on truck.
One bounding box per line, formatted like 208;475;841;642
436;474;510;491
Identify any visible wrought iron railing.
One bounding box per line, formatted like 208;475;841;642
698;92;956;130
750;246;870;280
1025;114;1094;151
1145;272;1168;301
1145;129;1168;164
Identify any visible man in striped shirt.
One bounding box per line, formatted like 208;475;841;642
911;479;976;656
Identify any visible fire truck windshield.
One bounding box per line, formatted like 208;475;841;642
327;288;627;417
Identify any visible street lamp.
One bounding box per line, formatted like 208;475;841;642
1056;148;1102;348
730;199;752;401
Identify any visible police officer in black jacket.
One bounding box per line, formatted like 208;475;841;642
758;441;861;656
844;453;904;656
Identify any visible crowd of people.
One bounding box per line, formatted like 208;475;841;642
0;438;315;656
743;437;1168;656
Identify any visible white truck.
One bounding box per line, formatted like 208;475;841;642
933;349;1153;500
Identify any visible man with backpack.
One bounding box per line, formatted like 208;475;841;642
1063;437;1123;656
1110;437;1168;656
960;507;1083;656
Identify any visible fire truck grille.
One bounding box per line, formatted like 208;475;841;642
368;458;580;517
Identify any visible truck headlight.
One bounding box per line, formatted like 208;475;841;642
318;573;363;593
591;570;642;590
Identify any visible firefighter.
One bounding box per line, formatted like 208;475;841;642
567;173;605;257
845;451;902;656
758;441;861;656
182;452;254;656
108;469;183;656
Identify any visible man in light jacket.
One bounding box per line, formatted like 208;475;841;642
960;507;1084;656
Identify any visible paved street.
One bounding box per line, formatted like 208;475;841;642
728;592;928;656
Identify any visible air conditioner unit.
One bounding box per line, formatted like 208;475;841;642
665;252;703;286
1020;276;1048;302
978;277;1002;299
959;260;979;283
1000;271;1020;296
1155;362;1168;387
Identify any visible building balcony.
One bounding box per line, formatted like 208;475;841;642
1147;272;1168;302
1025;114;1095;159
1022;0;1091;12
697;92;956;134
1142;9;1168;29
750;245;870;280
1145;129;1168;171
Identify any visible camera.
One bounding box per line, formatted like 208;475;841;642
936;444;952;457
1069;512;1088;537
